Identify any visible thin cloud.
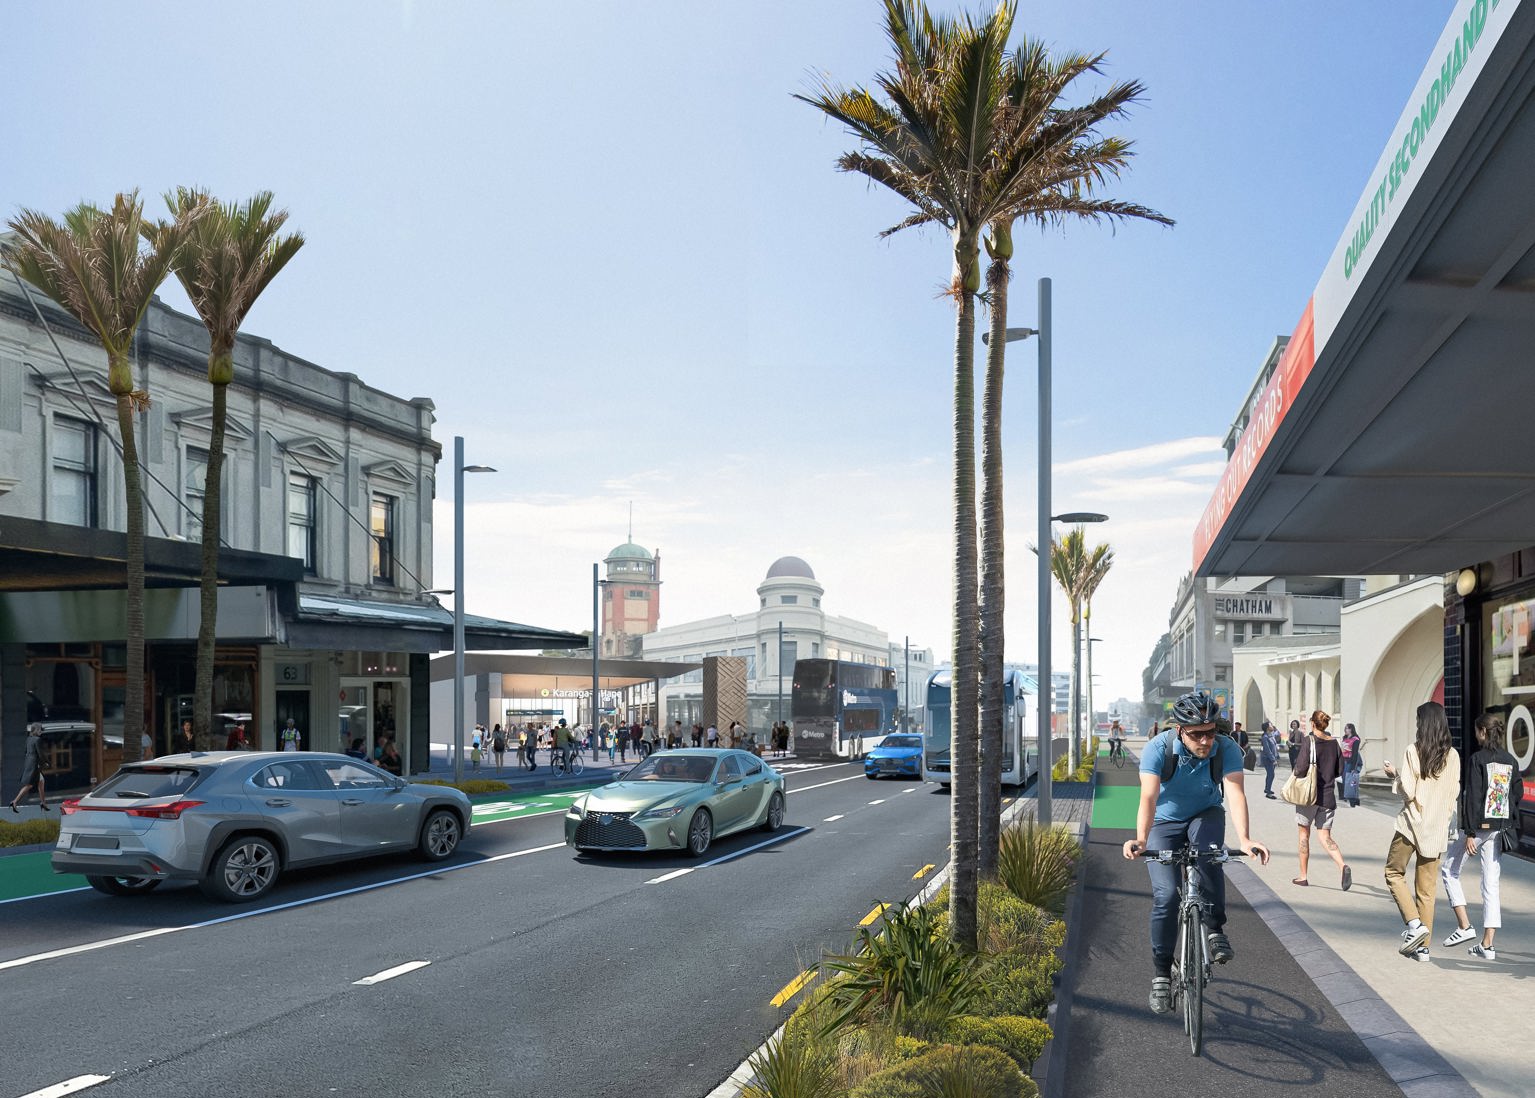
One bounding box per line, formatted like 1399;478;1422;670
1055;435;1223;477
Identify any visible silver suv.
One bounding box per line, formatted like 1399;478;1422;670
53;751;471;903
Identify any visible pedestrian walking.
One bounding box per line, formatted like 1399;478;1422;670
1290;710;1351;890
279;717;301;752
1259;720;1280;799
492;725;507;773
1340;722;1363;807
705;724;719;749
691;723;703;748
607;729;617;764
1286;719;1303;769
1383;701;1462;959
1441;711;1525;960
8;725;49;812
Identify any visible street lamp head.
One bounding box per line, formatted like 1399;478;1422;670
462;465;496;474
980;326;1039;346
1052;512;1109;524
423;588;454;596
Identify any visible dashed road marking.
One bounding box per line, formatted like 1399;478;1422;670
824;814;845;822
354;960;431;985
18;1076;112;1098
770;968;817;1008
913;864;936;879
859;902;890;926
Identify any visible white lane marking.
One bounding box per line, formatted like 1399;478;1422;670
353;960;431;985
868;799;886;805
0;886;92;907
647;868;695;884
901;787;916;794
823;814;845;822
18;1075;112;1097
646;826;812;883
790;773;866;794
0;841;567;973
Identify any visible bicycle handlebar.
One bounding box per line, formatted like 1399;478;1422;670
1135;846;1249;862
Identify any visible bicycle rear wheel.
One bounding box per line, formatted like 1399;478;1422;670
1182;906;1204;1055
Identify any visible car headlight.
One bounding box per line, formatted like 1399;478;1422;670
567;799;586;819
637;804;685;820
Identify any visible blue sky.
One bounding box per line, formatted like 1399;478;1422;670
3;1;1456;704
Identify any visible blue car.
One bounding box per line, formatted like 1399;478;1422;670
864;733;924;780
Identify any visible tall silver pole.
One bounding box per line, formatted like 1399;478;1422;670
592;563;601;739
1087;635;1096;749
904;635;910;731
777;620;784;724
1037;279;1053;828
453;435;466;785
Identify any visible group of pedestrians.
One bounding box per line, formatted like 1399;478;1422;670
1269;702;1522;961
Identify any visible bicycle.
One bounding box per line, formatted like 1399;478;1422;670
549;748;585;777
1140;844;1246;1055
1108;740;1129;768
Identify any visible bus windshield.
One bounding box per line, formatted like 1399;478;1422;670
792;660;836;717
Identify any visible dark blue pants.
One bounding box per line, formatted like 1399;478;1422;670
1262;759;1276;794
1146;807;1227;973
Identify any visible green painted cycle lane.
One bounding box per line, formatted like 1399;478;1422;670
0;786;605;904
1090;746;1142;830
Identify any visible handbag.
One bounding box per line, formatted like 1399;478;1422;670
1280;737;1318;806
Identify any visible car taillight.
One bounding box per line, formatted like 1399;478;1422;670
124;800;206;820
61;798;82;815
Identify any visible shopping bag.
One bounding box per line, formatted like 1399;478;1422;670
1280;738;1318;806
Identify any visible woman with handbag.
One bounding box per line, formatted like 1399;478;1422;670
1288;710;1350;889
1440;711;1525;959
1340;723;1363;807
1383;701;1461;958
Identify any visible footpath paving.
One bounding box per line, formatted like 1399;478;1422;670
1061;737;1529;1098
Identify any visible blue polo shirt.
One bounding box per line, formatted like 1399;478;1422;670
1140;732;1244;822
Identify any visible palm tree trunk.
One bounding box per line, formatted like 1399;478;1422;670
949;236;981;952
112;366;145;766
978;248;1010;879
192;372;228;750
1068;615;1082;772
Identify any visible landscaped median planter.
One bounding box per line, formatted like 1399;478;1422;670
733;818;1084;1098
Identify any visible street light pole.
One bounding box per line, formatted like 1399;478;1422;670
1087;636;1103;748
777;620;784;726
593;563;601;741
1036;279;1054;827
452;435;496;785
904;635;910;732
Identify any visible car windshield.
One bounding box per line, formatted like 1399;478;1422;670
92;766;201;799
881;735;922;749
622;755;716;783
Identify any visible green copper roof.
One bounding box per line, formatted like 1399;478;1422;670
607;542;652;560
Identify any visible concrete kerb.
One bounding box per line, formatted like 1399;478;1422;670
1226;861;1479;1098
1035;778;1094;1098
704;784;1066;1098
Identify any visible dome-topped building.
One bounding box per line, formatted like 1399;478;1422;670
641;555;933;734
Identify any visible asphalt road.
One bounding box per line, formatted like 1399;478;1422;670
0;760;951;1098
1064;759;1406;1098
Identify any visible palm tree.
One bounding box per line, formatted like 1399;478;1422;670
148;190;305;749
798;0;1020;951
5;193;195;764
1050;528;1113;772
975;42;1170;877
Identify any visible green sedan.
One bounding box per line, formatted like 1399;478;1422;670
565;749;786;857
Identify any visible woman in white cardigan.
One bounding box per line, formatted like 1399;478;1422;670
1382;700;1461;958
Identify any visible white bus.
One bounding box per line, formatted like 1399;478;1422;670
921;668;1039;787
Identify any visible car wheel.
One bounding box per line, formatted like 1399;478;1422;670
200;835;280;903
760;791;785;833
86;875;161;896
685;808;713;857
418;809;462;861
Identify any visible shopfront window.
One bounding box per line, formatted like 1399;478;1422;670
1481;592;1535;801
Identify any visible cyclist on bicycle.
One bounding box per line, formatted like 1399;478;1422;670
1108;720;1126;761
1123;690;1269;1015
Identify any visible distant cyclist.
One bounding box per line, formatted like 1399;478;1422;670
1108;720;1127;762
1123;690;1269;1015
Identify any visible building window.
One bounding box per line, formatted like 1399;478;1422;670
781;595;798;605
779;639;797;673
184;447;210;540
1215;666;1229;682
813;597;821;607
628;589;648;598
1232;623;1246;644
51;416;97;527
370;494;396;585
287;473;317;574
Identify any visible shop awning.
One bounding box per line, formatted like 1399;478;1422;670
1195;0;1535;578
287;593;588;654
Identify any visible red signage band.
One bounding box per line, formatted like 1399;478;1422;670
1193;299;1317;572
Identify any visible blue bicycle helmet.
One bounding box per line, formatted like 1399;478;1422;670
1170;690;1221;726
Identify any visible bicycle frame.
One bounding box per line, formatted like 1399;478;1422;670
1145;845;1242;1056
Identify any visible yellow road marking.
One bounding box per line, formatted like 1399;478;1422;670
912;864;936;879
771;968;817;1008
859;902;890;926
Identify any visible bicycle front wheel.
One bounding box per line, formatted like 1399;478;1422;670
1182;906;1205;1055
569;756;585;776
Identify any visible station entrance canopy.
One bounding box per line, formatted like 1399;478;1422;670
428;653;703;697
1196;0;1535;578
